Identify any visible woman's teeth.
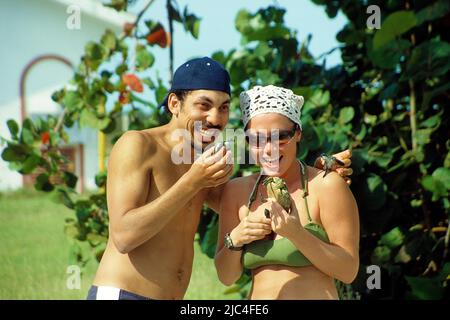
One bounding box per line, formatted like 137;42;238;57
263;156;282;164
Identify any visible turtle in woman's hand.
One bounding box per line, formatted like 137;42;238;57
263;176;292;213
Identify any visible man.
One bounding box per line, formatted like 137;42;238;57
87;57;351;300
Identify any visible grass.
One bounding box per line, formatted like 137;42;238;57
0;189;239;300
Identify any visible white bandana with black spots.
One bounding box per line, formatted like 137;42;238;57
239;85;304;129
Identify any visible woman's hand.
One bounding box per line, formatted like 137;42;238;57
230;204;272;247
267;198;303;240
314;149;353;185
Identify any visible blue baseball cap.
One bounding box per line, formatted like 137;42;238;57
160;57;231;108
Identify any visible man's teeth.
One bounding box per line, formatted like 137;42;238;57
200;128;214;137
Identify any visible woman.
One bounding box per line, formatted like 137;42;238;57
214;85;359;299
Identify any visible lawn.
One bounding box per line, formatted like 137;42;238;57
0;189;240;300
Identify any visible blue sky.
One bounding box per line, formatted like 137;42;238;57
128;0;348;78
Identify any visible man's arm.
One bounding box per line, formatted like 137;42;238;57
107;131;232;254
314;149;353;185
205;184;226;213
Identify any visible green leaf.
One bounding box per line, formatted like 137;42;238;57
371;245;391;265
410;199;423;207
85;42;105;61
136;45;155;71
95;171;107;188
64;224;79;239
87;233;107;245
63;91;83;111
420;112;442;129
235;9;252;34
20;128;35;145
7;120;19;137
422;175;447;201
100;118;115;134
80;109;99;128
432;167;450;190
104;0;127;11
402;39;450;81
63;171;78;189
416;128;433;146
155;82;168;105
49;131;60;147
368;38;411;69
254;42;272;58
416;0;450;25
55;188;74;209
255;70;281;85
379;227;404;249
309;90;330;107
405;276;444;300
141;78;155;89
356;124;367;141
370;151;393;168
373;11;417;49
200;215;218;259
115;63;128;76
339;106;355;124
21;154;42;174
168;3;182;22
363;173;387;210
101;29;116;51
192;19;200;39
35;173;54;192
1;144;29;162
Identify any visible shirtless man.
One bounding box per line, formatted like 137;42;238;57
87;57;352;300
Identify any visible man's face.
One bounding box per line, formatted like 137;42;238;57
177;90;230;150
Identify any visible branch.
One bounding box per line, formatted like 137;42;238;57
133;0;156;37
54;108;67;133
167;0;174;82
119;0;156;40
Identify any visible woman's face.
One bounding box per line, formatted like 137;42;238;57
246;113;301;176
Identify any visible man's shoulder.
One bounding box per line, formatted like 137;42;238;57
108;130;161;170
114;129;158;154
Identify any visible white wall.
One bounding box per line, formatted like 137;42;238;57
0;0;134;190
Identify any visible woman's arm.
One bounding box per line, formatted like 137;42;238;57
269;171;360;284
214;180;245;286
214;179;272;286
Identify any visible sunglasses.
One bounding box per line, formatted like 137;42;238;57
245;125;298;149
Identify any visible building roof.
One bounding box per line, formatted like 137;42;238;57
51;0;136;28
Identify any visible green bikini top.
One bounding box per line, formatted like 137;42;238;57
242;160;330;269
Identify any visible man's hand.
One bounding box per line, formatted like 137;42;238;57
314;149;353;185
187;146;233;189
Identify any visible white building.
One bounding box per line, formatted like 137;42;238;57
0;0;135;191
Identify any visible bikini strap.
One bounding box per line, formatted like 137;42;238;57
299;160;313;222
246;173;264;215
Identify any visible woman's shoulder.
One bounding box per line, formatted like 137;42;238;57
223;173;259;200
307;165;348;192
225;173;259;191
